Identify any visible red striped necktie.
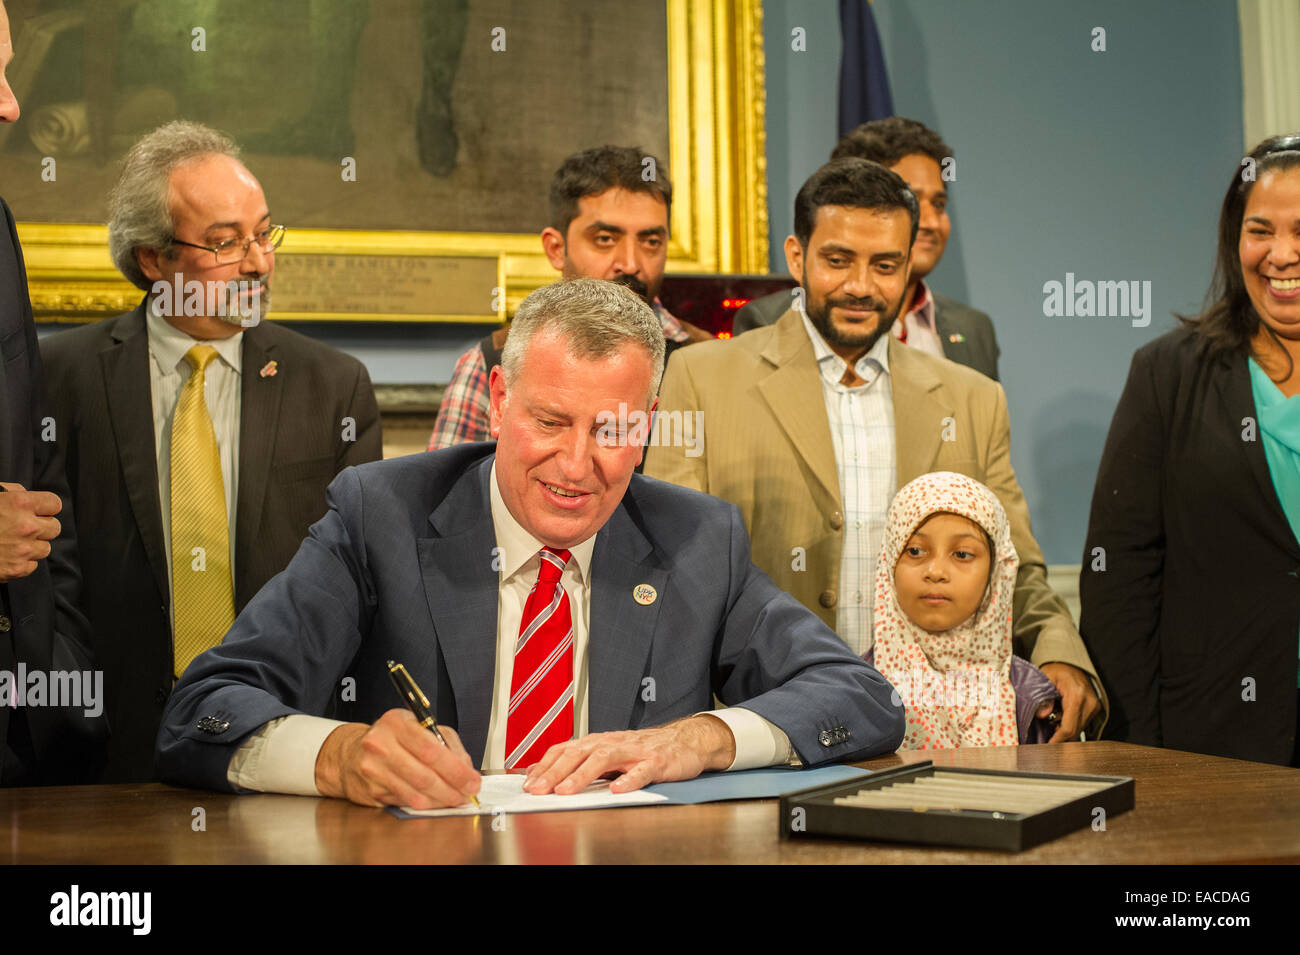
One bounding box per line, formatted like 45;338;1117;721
504;547;574;769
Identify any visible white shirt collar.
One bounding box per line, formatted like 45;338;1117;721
489;461;597;585
145;301;245;376
797;301;891;385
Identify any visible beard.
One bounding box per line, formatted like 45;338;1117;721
215;276;272;328
801;269;904;355
562;258;657;305
608;272;653;304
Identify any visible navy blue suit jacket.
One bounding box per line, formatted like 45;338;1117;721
158;443;903;790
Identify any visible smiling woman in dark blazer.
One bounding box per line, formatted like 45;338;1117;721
1080;134;1300;767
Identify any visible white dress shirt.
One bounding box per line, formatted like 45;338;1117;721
482;461;597;764
799;308;897;657
228;464;794;795
145;303;243;606
891;280;945;360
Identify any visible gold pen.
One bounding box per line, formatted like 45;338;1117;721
386;660;481;808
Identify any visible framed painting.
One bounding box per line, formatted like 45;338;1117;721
7;0;768;323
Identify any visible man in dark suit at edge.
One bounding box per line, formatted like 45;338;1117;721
41;121;382;782
734;117;1000;381
0;0;107;785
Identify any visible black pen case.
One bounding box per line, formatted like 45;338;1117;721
778;760;1135;852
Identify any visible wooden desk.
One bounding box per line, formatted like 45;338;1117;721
2;742;1297;864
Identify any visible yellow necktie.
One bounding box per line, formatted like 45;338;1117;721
170;344;235;677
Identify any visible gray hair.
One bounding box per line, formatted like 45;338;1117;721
107;121;241;290
502;279;666;404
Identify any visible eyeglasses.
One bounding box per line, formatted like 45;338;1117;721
171;225;286;265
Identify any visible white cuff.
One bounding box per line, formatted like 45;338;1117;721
705;707;795;770
227;714;347;795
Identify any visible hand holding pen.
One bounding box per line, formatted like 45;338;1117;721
387;660;481;808
312;663;482;809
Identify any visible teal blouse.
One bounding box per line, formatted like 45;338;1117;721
1248;358;1300;687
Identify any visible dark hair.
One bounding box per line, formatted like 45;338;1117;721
548;145;672;236
793;157;919;247
1179;133;1300;371
831;116;953;169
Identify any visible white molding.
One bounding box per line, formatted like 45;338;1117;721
1238;0;1300;149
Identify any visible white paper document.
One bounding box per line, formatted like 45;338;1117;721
398;773;670;817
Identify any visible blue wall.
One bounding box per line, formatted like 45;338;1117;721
762;0;1243;563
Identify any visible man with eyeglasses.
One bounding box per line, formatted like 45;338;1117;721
40;121;382;782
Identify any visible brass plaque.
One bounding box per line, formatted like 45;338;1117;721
272;254;499;319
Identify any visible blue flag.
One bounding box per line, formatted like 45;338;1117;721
838;0;894;138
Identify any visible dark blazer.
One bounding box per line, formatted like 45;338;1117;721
0;197;106;785
1080;327;1299;765
731;287;1001;380
156;443;905;791
40;301;383;781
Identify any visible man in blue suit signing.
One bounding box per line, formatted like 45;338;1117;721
158;279;903;808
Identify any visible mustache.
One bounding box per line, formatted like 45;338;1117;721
828;295;885;311
610;273;650;300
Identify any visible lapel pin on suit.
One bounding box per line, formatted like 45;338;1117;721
947;333;966;344
632;583;657;605
259;360;278;378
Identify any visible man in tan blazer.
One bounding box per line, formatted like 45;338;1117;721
645;158;1105;739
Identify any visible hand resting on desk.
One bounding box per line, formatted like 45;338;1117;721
523;714;736;795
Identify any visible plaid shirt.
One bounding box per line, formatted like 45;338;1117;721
428;300;686;450
428;342;492;449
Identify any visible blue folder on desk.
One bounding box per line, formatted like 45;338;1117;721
644;764;871;804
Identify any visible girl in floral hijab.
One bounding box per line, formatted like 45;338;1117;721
869;472;1058;749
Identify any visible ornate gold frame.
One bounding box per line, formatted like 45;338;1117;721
18;0;768;324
